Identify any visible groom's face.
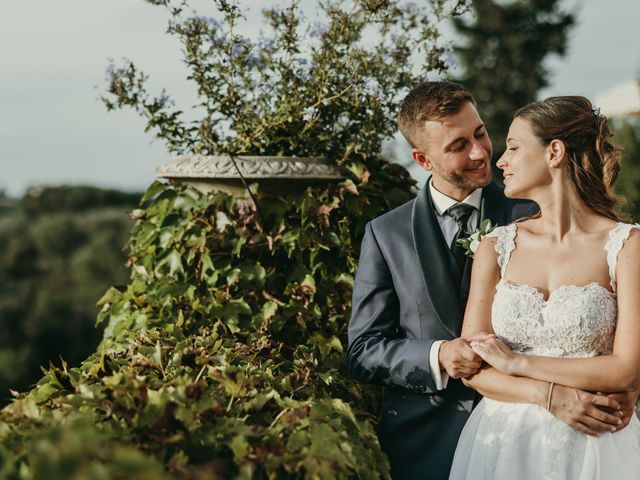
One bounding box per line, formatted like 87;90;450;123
412;102;493;198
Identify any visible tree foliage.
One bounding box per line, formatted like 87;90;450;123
613;119;640;220
453;0;574;166
0;187;138;406
20;186;141;217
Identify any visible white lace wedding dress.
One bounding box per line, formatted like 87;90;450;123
449;223;640;480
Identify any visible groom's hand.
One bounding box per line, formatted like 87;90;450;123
439;333;493;379
603;391;638;431
549;385;623;436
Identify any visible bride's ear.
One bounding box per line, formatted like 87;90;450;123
547;139;566;168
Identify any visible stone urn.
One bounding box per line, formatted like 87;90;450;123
156;155;343;195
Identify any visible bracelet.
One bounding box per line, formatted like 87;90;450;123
546;382;555;411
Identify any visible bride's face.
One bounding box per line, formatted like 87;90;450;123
497;117;552;199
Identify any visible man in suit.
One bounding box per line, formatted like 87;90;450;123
346;82;634;479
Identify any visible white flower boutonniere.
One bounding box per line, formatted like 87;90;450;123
457;219;496;258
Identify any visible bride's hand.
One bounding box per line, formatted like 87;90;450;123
470;337;521;375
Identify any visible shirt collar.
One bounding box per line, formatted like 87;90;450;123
428;177;482;216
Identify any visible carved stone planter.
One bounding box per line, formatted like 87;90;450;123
157;155;344;195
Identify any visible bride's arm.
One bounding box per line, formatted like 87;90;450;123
461;237;548;404
472;232;640;393
462;237;625;435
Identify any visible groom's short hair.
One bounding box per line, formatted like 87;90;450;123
398;81;475;148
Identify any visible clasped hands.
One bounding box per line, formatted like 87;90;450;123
469;334;522;375
438;332;541;378
438;332;497;379
440;332;638;436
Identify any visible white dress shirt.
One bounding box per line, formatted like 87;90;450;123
427;179;482;390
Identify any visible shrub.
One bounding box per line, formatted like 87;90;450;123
1;0;466;477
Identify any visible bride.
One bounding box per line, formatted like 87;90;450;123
449;96;640;479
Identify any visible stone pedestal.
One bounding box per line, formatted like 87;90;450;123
157;155;343;195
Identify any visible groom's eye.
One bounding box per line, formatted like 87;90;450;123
450;142;466;152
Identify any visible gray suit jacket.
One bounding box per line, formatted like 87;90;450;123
347;181;537;480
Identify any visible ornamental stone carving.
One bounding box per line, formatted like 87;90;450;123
156;155;344;195
157;155;343;180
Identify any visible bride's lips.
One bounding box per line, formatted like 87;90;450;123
503;173;513;182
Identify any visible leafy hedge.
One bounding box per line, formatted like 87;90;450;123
0;0;463;475
0;155;415;478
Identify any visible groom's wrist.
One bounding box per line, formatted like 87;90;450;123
436;340;448;369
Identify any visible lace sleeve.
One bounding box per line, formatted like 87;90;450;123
485;224;517;278
605;223;640;292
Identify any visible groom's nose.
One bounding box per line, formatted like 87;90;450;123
469;139;489;160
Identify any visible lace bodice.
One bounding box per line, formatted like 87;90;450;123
487;223;640;358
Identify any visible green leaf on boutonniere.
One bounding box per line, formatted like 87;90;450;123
457;219;496;258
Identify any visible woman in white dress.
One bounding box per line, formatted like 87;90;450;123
449;96;640;479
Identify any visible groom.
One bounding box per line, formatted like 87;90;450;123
346;82;635;479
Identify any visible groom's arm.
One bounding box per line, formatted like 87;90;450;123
346;222;439;394
463;366;626;436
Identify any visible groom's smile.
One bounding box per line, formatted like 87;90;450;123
465;160;490;174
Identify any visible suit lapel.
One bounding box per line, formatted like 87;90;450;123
412;186;462;338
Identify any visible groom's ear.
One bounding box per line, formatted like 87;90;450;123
547;139;566;168
412;149;433;171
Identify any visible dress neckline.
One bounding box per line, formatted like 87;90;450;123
499;222;624;301
497;278;615;303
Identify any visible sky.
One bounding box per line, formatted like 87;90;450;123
1;0;639;196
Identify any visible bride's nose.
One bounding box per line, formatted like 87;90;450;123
496;153;508;170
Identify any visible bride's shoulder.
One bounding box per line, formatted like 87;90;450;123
612;223;640;279
486;222;518;237
613;220;640;230
605;221;640;265
612;221;640;247
607;220;640;240
480;224;515;258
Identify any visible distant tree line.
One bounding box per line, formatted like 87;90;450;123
613;119;640;221
0;186;141;405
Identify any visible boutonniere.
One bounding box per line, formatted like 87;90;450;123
457;219;496;258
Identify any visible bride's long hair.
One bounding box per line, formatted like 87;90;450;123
513;96;624;221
